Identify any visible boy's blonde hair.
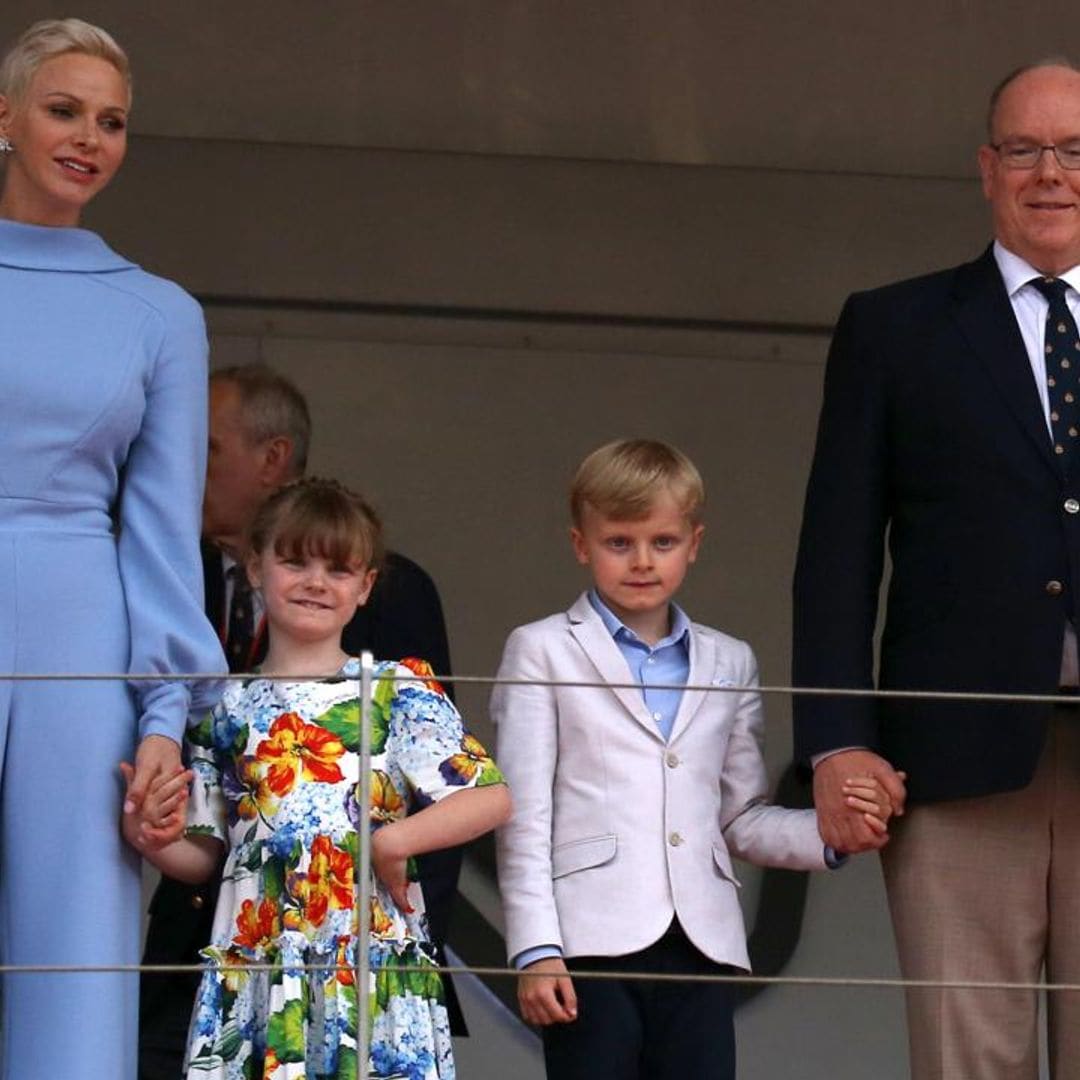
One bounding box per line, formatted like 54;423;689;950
0;19;131;106
249;477;385;573
570;439;705;526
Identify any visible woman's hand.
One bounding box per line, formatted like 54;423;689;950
118;762;191;852
123;734;182;815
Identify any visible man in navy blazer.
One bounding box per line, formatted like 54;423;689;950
793;62;1080;1077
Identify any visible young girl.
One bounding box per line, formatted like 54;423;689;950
123;478;510;1080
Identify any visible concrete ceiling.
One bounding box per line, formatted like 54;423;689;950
2;2;1077;177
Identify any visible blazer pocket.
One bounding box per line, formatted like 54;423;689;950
551;834;618;880
712;843;742;888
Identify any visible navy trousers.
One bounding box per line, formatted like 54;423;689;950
542;921;737;1080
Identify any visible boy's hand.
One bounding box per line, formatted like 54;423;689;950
518;957;578;1026
371;823;414;914
842;771;908;836
813;750;906;853
119;762;191;852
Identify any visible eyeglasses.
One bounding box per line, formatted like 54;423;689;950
992;141;1080;170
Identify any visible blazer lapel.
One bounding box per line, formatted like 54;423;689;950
951;247;1059;475
668;624;714;744
566;594;664;741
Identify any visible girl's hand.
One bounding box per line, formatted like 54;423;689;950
119;762;191;852
371;823;414;913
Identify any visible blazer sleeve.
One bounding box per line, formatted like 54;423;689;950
792;292;891;763
492;625;564;961
720;642;827;870
118;288;226;743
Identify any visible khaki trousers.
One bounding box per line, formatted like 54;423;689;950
881;712;1080;1079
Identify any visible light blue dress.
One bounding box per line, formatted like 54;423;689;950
0;219;225;1078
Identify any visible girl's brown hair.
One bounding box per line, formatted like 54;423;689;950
249;477;384;572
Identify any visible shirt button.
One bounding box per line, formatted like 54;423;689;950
666;752;680;768
190;892;206;910
646;657;655;664
669;831;684;847
1066;498;1080;514
653;712;663;722
1047;580;1065;596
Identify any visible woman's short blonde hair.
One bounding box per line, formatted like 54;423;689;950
0;18;131;105
570;439;705;526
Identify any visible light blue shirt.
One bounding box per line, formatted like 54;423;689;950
588;590;691;742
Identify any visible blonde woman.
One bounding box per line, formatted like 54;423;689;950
0;18;223;1077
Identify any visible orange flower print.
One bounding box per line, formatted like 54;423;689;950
256;712;345;797
370;770;405;824
439;732;493;786
290;834;354;929
232;756;277;820
335;936;355;987
370;894;395;939
399;656;445;695
232;898;280;951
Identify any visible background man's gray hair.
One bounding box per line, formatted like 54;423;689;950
212;364;312;476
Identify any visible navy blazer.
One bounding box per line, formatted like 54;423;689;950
793;248;1080;803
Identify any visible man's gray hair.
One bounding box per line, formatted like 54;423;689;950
212;364;311;476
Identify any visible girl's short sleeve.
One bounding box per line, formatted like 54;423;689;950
384;660;504;804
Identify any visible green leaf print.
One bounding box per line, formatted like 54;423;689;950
266;998;308;1063
231;722;250;756
477;762;505;787
187;710;215;749
318;701;360;752
213;1020;244;1062
264;854;285;903
371;674;395;754
187;824;218;839
334;1046;358;1080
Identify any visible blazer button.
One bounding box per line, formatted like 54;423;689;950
1047;580;1065;596
665;752;680;768
1066;498;1080;514
669;831;684;847
190;892;206;910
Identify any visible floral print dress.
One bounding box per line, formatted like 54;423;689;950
183;657;504;1080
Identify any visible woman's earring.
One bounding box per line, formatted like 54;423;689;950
0;135;13;153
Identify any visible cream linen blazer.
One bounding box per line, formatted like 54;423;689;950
493;593;826;971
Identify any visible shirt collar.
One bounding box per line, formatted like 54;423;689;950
587;588;691;649
993;239;1080;298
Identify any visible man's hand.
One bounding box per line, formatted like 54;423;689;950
813;749;907;854
123;734;182;815
518;956;578;1026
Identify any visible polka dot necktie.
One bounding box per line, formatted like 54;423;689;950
1032;276;1080;471
226;565;254;671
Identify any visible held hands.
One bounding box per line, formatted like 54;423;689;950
518;956;578;1026
118;761;191;853
813;749;907;855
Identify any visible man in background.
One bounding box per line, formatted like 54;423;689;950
139;363;461;1079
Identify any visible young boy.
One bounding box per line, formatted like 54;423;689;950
492;439;892;1080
